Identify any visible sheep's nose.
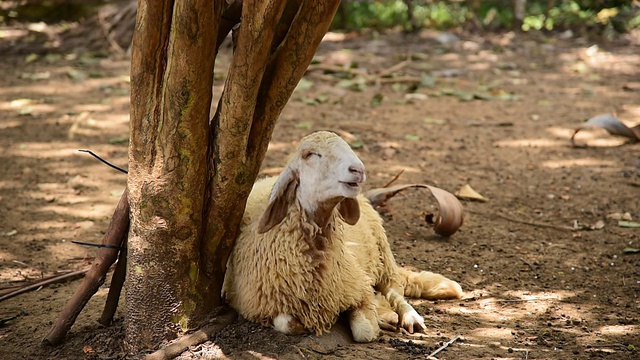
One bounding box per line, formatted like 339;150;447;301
349;164;366;182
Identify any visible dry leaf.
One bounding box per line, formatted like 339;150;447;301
606;212;632;221
364;184;464;237
455;184;488;202
591;220;605;230
571;113;640;147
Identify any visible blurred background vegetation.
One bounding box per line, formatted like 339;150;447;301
0;0;638;41
1;0;638;33
332;0;640;34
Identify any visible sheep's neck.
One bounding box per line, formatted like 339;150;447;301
305;198;342;230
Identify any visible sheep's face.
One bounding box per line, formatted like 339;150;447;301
258;131;366;233
295;132;366;205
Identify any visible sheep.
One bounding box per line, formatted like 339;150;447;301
222;131;463;342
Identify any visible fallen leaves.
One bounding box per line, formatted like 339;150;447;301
365;183;464;237
571;113;640;147
455;184;488;202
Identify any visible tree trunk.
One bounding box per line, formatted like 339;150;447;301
126;0;221;350
126;0;340;353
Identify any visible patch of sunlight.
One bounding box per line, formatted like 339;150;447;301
248;351;277;360
322;32;346;42
599;324;639;336
546;126;575;138
467;327;514;340
260;167;284;176
468;62;491;71
444;289;584;323
570;133;630;147
7;143;78;159
0;251;15;261
46;242;94;260
621;104;640;117
494;138;566;148
387;165;421;173
30;220;73;231
501;289;576;300
109;96;131;108
0;180;24;189
267;141;293;152
74;103;113;113
542;157;617;169
38;203;116;219
0;120;21;130
0;29;28;39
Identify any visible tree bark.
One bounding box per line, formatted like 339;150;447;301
126;0;220;351
126;0;340;353
201;0;341;305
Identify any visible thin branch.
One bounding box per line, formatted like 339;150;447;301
44;190;129;346
467;210;574;232
428;334;460;359
382;170;405;188
143;310;237;360
78;149;128;174
0;269;88;303
378;58;411;78
491;297;558;303
98;238;128;326
495;213;574;231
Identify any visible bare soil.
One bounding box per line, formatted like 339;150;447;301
1;28;639;360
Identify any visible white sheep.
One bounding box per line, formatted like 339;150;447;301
222;131;463;342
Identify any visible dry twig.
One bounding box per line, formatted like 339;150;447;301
382;169;405;188
44;190;129;346
144;310;237;360
428;334;461;359
0;269;88;303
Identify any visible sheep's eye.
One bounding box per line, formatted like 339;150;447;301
303;151;322;160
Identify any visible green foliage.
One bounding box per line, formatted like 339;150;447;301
333;0;471;31
331;0;640;33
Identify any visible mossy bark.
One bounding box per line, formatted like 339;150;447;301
127;0;220;350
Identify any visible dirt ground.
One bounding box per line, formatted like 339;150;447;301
1;27;639;360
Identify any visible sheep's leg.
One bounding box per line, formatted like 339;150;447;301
379;285;426;334
273;314;307;335
348;295;380;342
402;270;463;300
374;293;399;331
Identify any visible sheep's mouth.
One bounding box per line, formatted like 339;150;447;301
340;181;360;189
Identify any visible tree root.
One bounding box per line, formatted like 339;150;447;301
43;190;129;346
144;309;237;360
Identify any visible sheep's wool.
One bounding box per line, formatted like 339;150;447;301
223;176;393;334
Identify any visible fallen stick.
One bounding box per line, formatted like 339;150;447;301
0;269;87;302
144;309;237;360
428;334;460;359
496;213;574;232
467;210;574;232
43;190;129;346
378;58;411;78
98;237;128;326
382;170;405;188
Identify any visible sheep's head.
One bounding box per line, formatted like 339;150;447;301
258;131;366;233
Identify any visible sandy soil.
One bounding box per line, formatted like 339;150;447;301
1;28;639;359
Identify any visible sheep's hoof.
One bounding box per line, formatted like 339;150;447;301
400;309;426;334
378;311;399;331
273;314;307;335
349;310;379;342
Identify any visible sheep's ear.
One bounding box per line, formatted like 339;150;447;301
258;168;298;234
338;198;360;225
